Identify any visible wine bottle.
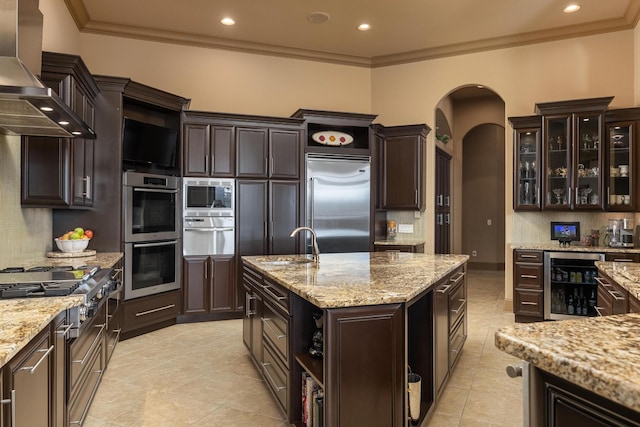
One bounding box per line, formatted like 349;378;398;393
567;295;575;315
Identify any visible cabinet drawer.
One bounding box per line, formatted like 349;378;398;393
263;277;289;313
515;250;543;263
69;309;106;396
596;277;627;315
514;263;544;290
68;342;104;426
123;290;181;332
448;271;466;331
262;341;289;414
243;265;263;288
604;253;640;263
449;315;466;370
262;301;289;367
514;289;543;318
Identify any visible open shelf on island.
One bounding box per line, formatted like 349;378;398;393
295;353;324;388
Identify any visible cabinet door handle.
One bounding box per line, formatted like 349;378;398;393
436;284;452;294
262;362;286;391
594;277;607;286
246;293;256;316
445;196;450;207
437;213;443;226
437;194;443;206
521;274;538;279
415;189;418;205
1;390;16;427
445;213;450;225
595;306;604;316
449;271;465;285
611;258;633;262
204;262;208;280
72;324;105;365
84;175;91;199
204;155;208;173
135;305;176;317
451;299;467;314
519;254;538;259
262;318;286;339
521;301;538;306
20;345;54;374
262;284;286;302
56;323;74;338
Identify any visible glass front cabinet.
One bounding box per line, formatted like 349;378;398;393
605;108;640;211
510;116;542;210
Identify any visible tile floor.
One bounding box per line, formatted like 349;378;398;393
85;270;523;427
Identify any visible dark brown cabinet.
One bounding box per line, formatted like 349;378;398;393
3;326;53;427
510;115;542;210
21;52;99;208
121;290;181;339
513;249;544;322
380;124;428;210
183;122;235;177
435;147;452;253
532;367;640;427
604;109;640;212
236;127;301;179
182;255;236;315
595;270;628;316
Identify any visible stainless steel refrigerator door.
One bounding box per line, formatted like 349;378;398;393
306;156;371;253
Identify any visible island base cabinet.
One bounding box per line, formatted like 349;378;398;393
530;367;640;427
324;304;404;427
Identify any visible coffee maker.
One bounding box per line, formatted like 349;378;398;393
606;218;635;248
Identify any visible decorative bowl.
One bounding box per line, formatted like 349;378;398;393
54;238;90;253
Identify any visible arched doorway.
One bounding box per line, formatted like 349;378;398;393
435;85;505;270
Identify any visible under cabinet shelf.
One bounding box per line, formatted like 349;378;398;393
295;353;324;388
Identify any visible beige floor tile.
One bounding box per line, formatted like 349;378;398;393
87;269;517;427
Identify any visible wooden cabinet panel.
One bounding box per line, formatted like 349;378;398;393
210;255;236;312
629;294;640;313
122;290;181;334
434;278;450;396
604;253;640;263
514;289;544;318
514;263;544;290
435;148;451;253
183;256;209;314
381;125;427;210
513;249;544;322
595;272;627;316
4;327;53;427
269;129;300;179
210;126;235;177
236;180;269;256
510;116;542;211
269;181;300;255
183;123;235;177
237;127;269;178
325;304;404;427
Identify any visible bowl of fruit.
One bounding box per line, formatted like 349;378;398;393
55;228;94;253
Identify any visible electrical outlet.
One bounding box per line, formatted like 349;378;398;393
487;219;492;226
414;211;420;219
472;250;478;256
398;224;414;233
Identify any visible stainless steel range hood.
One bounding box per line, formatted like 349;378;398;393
0;0;96;138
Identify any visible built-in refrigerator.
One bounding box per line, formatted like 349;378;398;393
305;153;371;253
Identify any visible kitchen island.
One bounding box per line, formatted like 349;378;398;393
242;252;469;427
495;314;640;425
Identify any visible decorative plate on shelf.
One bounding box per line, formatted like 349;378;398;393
311;131;354;146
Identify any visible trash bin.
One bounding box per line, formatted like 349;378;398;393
407;371;422;423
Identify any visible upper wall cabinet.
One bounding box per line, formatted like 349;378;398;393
536;97;612;211
183;113;235;177
510;97;616;212
21;52;100;208
510;116;542;211
380;124;430;211
604;108;640;212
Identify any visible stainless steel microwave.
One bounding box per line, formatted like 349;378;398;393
183;177;234;217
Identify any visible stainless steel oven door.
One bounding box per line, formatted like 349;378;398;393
123;172;180;242
124;240;181;300
183;217;235;255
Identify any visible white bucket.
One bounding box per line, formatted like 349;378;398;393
407;372;422;422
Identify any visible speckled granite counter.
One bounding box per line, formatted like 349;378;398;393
373;239;426;246
0;252;123;270
511;243;640;254
596;261;640;300
0;296;84;368
495;314;640;413
242;252;469;308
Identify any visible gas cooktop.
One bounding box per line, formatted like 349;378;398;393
0;265;104;299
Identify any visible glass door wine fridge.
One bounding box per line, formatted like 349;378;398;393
544;251;605;320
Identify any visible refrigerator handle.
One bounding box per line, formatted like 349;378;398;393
309;177;315;229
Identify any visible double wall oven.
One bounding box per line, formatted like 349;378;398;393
123;171;181;300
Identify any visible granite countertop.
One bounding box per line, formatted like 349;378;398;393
596;261;640;300
0;296;84;368
495;314;640;413
511;243;640;253
6;252;124;270
373;239;426;246
242;252;469;308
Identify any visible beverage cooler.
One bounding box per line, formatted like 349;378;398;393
544;252;604;320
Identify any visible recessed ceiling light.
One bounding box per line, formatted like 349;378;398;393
477;85;484;89
40;106;53;112
358;23;371;31
58;121;69;126
307;12;330;24
563;4;581;13
221;17;235;26
72;131;82;135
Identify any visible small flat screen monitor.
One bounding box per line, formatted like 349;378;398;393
550;222;580;242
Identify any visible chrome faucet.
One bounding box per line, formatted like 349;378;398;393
289;227;320;263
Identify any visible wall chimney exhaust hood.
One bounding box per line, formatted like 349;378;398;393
0;0;96;139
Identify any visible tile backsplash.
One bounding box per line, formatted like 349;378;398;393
0;136;52;268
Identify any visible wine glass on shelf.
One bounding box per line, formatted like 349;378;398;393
552;188;565;205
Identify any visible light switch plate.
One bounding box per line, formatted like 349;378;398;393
398;224;413;233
